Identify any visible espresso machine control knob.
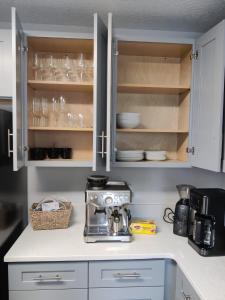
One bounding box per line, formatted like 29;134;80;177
105;197;113;205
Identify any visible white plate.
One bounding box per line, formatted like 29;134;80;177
117;150;144;155
145;157;167;161
116;157;144;162
145;151;166;155
117;113;140;118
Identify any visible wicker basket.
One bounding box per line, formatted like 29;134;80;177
30;199;72;230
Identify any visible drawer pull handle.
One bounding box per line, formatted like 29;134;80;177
32;274;62;282
114;272;141;279
182;291;191;300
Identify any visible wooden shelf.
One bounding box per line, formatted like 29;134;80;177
118;42;192;58
117;129;189;133
118;83;190;95
29;127;93;132
28;37;93;54
28;80;93;93
27;160;93;167
113;160;191;168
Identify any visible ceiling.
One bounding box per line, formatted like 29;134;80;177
1;0;225;32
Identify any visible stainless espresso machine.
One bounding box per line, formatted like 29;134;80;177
84;176;132;242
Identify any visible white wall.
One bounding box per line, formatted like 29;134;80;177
27;167;225;223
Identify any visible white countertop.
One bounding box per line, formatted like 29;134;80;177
4;220;225;300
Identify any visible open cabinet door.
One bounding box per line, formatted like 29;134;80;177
106;13;113;172
106;13;118;171
92;13;107;171
191;20;225;172
11;7;26;171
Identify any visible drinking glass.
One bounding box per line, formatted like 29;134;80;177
41;97;49;127
52;97;60;126
77;53;86;82
47;54;57;80
78;113;84;128
67;112;78;127
32;97;41;127
32;53;40;80
59;95;67;125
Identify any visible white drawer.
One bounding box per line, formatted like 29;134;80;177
9;289;88;300
8;262;88;290
89;259;165;288
89;287;164;300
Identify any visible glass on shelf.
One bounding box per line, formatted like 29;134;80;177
32;97;40;127
31;52;93;83
32;97;49;127
41;97;49;127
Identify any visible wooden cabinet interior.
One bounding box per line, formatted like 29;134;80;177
116;41;192;163
27;37;94;163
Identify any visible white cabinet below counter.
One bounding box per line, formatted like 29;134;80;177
175;267;201;300
0;29;12;99
8;259;202;300
9;289;87;300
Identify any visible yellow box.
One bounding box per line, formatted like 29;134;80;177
130;219;157;235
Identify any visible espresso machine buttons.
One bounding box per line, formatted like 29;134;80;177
105;197;113;205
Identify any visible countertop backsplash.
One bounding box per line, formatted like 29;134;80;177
27;166;225;223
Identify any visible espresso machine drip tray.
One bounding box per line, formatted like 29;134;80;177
84;226;132;243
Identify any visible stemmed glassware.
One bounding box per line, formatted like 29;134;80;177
32;95;87;128
32;52;93;82
77;53;86;81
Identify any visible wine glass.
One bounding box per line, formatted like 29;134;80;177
64;55;73;81
32;53;41;80
78;113;84;128
48;54;57;80
77;53;86;82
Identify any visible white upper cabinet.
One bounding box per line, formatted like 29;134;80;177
106;13;225;172
93;13;107;171
191;20;225;172
0;30;12;99
106;13;113;172
11;7;26;171
107;14;194;170
11;7;107;171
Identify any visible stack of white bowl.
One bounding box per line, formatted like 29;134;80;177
116;150;144;161
145;151;167;161
117;113;140;129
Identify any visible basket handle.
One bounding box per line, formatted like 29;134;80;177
34;196;67;211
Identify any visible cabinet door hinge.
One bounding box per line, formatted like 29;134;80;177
186;147;195;155
113;41;119;56
190;51;198;60
22;46;28;53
